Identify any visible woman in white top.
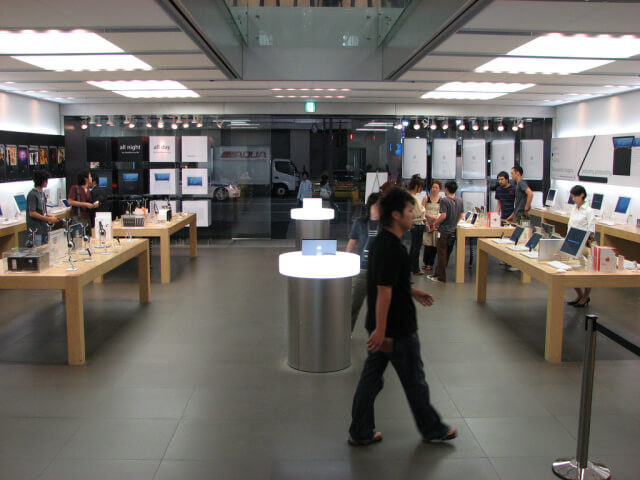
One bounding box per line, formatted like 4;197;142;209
567;185;595;307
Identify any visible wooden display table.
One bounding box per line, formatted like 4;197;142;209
599;223;640;262
529;207;570;236
455;223;516;283
0;208;71;255
112;213;197;284
0;238;150;365
475;238;640;362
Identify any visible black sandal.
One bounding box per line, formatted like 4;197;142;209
348;431;383;446
423;426;457;443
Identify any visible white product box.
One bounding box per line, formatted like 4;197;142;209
521;139;544;180
149;169;179;195
149;136;178;163
181;200;211;227
181;168;209;195
490;140;515;176
462;139;486;179
432;138;457;179
181;136;212;163
402;138;427;179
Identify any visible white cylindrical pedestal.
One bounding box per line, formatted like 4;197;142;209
279;252;360;373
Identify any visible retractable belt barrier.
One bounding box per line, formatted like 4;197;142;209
552;314;640;480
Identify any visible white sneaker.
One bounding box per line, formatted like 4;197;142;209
427;275;443;283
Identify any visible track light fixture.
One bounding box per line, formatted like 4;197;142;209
441;119;449;130
458;119;466;131
496;118;504;132
157;118;165;128
482;120;490;131
413;121;420;130
471;119;479;131
430;119;437;130
80;118;88;130
401;119;409;127
145;118;152;128
518;118;525;129
171;117;178;130
511;120;519;132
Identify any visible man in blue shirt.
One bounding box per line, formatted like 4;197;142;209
494;171;516;222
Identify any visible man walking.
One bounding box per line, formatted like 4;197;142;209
428;180;463;283
348;187;456;446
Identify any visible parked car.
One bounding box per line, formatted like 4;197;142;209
212;182;241;201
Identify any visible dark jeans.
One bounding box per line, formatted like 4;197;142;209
349;332;446;442
423;246;437;268
409;225;425;273
433;232;456;282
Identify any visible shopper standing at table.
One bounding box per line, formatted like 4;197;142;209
407;176;425;275
348;187;456;446
428;180;463;283
495;171;516;223
421;180;442;272
567;185;596;308
68;170;98;231
511;166;533;223
346;192;380;332
26;170;59;246
297;171;313;205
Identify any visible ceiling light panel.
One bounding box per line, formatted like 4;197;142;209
87;80;198;98
475;33;640;75
0;30;123;54
421;82;534;100
14;55;152;72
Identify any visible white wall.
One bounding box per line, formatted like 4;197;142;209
552;89;640;221
554;89;640;138
0;92;61;135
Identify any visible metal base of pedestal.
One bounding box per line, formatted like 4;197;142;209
287;276;351;373
295;220;330;250
552;458;611;480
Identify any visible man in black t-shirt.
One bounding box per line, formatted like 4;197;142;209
494;171;516;221
348;187;456;446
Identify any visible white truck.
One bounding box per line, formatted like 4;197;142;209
213;146;299;197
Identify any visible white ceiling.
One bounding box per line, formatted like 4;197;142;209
0;0;639;109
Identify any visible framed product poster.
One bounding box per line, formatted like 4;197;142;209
402;138;427;179
432;138;457;179
149;169;179;195
490;140;515;176
181;200;211;226
57;147;65;164
48;146;57;165
462;139;486;179
182;136;211;163
521;139;544;180
181;168;208;195
39;146;49;165
149;136;177;163
17;145;29;177
7;145;17;166
29;146;39;165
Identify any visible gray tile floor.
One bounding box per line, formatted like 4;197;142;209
0;240;639;479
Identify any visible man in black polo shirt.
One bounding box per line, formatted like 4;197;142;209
348;187;456;446
495;171;515;222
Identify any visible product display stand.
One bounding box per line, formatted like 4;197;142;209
290;198;334;250
279;251;360;373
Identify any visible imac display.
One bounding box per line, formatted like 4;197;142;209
118;170;145;195
525;232;543;251
614;196;631;215
568;194;575;205
560;227;589;259
98;176;108;188
14;194;27;211
510;226;524;244
301;239;338;256
590;193;604;212
545;189;556;207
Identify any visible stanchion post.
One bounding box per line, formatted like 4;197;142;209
552;314;611;480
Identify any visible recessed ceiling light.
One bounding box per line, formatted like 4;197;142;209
327;88;337;91
324;95;333;98
287;95;296;98
286;88;296;91
336;95;346;98
341;88;350;91
271;88;282;91
476;33;640;75
313;88;323;91
421;82;534;100
275;95;284;98
299;88;309;91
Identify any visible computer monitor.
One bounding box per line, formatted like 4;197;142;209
14;194;27;212
560;227;589;259
614;196;631;215
510;226;524;244
590;193;604;212
545;189;556;207
154;173;171;182
525;232;542;251
541;222;555;238
97;176;108;188
122;173;139;183
117;170;145;195
301;239;337;256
